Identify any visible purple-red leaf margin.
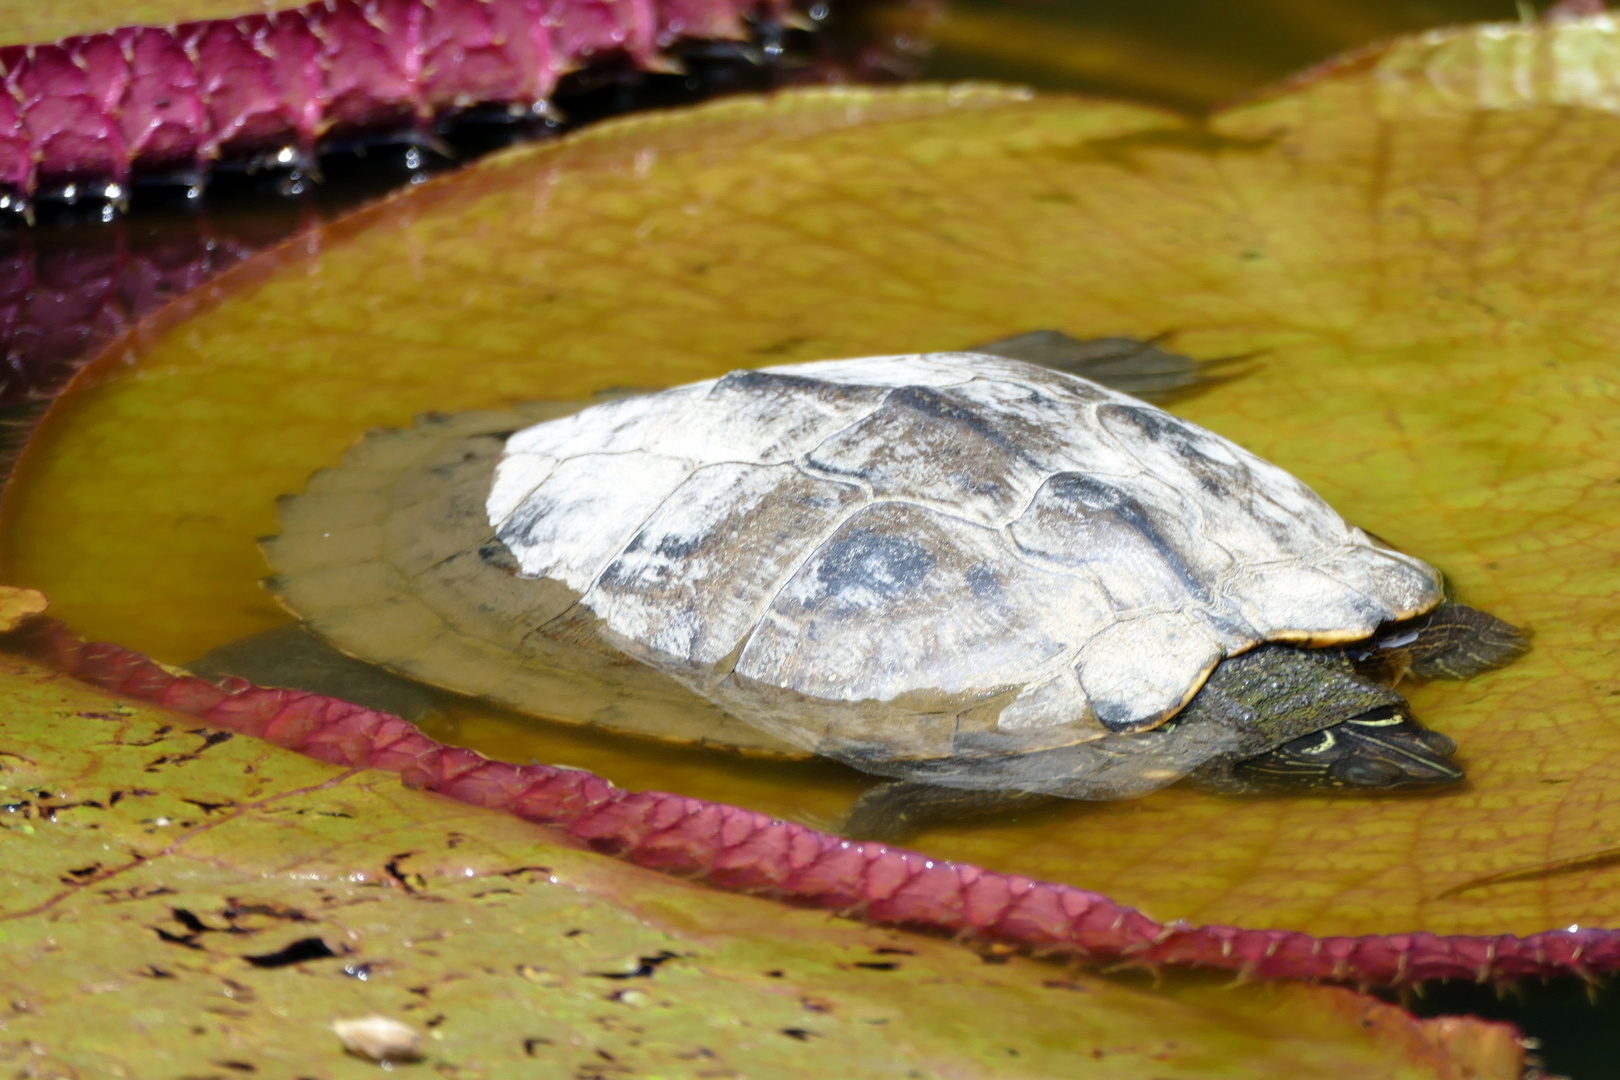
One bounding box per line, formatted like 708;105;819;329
26;617;1620;988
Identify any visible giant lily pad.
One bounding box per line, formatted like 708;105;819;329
0;651;1521;1077
9;17;1620;953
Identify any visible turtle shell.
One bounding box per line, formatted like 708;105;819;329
266;352;1442;796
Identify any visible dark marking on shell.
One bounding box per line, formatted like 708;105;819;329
496;493;559;550
814;528;937;603
1039;474;1209;601
654;534;706;560
605;527;705;569
885;385;1035;464
711;368;890;410
804;384;1054;519
1101;403;1243;497
965;564;1001;601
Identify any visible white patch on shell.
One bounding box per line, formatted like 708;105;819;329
494;451;693;591
486;450;558;528
996;668;1093;732
1074;613;1224;731
486;352;1444;750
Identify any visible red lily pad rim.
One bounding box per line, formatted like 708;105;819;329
21;616;1617;988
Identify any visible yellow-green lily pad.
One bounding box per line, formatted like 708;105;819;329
10;18;1620;947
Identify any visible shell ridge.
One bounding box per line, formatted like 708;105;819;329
488;443;707;532
760;353;983;389
799;373;1110;526
495;451;697;592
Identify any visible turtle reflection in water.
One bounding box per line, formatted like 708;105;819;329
204;334;1526;841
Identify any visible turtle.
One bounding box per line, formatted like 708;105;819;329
227;333;1526;840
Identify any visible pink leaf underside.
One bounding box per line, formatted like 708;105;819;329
0;0;783;196
27;617;1617;986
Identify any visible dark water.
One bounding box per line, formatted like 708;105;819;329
10;1;1619;1076
1396;979;1620;1078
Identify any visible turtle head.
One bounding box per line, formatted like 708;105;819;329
1228;706;1464;792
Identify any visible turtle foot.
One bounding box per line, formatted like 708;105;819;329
842;780;1058;843
188;624;445;724
968;329;1245;401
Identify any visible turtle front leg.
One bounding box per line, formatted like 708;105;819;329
843;781;1058;843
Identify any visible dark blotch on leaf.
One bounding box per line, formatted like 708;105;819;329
154;928;204;950
172;908;209;934
385;856;425;892
596;950;679;979
243;937;338;968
